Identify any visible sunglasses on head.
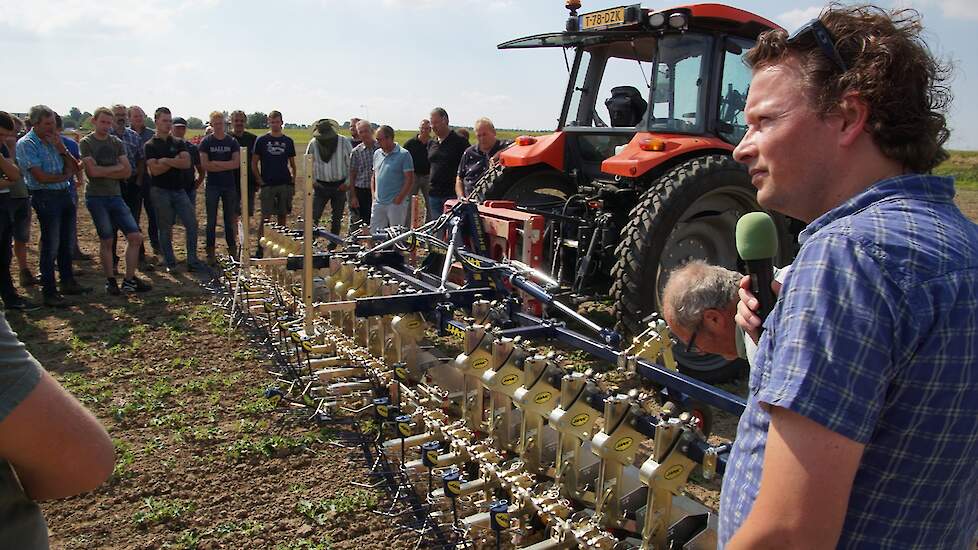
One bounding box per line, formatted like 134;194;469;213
787;18;849;73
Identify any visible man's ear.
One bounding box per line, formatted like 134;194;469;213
702;308;725;329
836;91;870;147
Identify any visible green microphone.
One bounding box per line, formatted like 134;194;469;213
736;212;778;329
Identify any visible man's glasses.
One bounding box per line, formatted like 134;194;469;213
671;323;703;355
787;18;848;73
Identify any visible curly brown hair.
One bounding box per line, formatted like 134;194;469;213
745;4;952;173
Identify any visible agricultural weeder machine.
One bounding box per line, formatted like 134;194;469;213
206;149;750;548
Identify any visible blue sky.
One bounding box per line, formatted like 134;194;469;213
2;0;975;149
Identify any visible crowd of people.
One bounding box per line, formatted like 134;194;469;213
0;105;510;309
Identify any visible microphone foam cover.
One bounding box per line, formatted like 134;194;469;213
736;212;778;260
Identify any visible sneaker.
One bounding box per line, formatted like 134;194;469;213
19;268;39;287
122;277;152;293
43;293;68;308
4;296;39;311
139;259;156;273
60;279;92;295
105;278;121;296
163;263;177;274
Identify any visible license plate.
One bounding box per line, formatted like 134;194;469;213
579;6;626;31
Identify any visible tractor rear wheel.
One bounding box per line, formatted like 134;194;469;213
485;170;574;208
610;154;790;383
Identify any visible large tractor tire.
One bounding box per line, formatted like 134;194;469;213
610;154;791;383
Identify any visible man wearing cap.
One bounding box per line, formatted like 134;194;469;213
171;117;204;208
145;108;202;273
306;119;351;243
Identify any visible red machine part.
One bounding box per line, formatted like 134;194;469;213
444;200;547;315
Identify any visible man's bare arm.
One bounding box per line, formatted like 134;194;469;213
395;171;415;205
251;154;262;187
0;150;19;182
0;370;114;501
726;406;864;550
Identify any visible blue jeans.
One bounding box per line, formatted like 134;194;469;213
428;195;450;220
151;187;199;266
31;189;76;295
205;184;238;254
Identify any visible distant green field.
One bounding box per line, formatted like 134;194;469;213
182;128;976;189
937;150;978;188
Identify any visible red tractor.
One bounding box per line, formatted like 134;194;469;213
485;2;800;381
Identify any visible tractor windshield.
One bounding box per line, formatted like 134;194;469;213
562;33;713;133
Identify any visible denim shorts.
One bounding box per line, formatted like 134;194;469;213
86;195;140;239
9;197;31;243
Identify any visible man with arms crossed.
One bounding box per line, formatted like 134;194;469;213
145;108;201;272
109;104;146;275
370;125;414;234
720;6;978;549
200;111;241;263
79;108;151;295
252;110;295;256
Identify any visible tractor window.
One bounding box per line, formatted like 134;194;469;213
597;57;652;128
648;33;711;134
564;50;593;127
718;37;754;144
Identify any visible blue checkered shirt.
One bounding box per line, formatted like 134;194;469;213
719;174;978;549
350;142;378;189
110;126;144;171
15;130;70;191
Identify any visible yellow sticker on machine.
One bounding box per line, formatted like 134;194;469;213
614;436;634;452
426;450;439;464
664;464;685;480
571;413;590;427
501;374;519;386
398;421;412;437
302;340;314;352
473;357;489;370
534;391;553;404
580;6;626;30
447;480;461;495
395;367;409;381
495;512;510;529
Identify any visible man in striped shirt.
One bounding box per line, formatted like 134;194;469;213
305;119;351;242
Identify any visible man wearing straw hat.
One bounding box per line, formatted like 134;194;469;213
305;119;351;245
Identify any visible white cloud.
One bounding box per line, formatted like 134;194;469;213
775;6;823;32
9;0;220;36
928;0;978;21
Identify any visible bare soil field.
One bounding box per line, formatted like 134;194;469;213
11;167;978;549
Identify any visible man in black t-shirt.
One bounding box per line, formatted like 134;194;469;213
402;118;432;223
144;107;203;273
230;110;257;220
252;110;296;227
426;107;468;220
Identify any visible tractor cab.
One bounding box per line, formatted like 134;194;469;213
486;3;797;382
496;3;775;190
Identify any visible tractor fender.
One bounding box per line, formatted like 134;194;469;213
601;133;734;179
499;132;565;172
